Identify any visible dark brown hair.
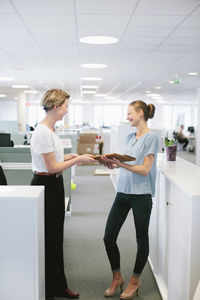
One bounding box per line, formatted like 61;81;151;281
129;100;155;121
41;89;70;112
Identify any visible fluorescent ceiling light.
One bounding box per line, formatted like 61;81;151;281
95;94;106;97
188;72;198;76
80;64;107;69
81;85;98;89
168;81;174;84
12;84;29;88
24;90;39;94
155;86;162;89
81;91;96;94
79;36;118;45
0;76;15;81
152;96;163;100
81;77;102;81
105;96;116;100
145;91;151;94
147;93;160;97
0;94;6;97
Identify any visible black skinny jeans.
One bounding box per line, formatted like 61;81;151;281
104;192;152;277
31;174;67;297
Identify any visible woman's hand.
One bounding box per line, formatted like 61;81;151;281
100;155;117;169
112;158;122;167
77;154;95;165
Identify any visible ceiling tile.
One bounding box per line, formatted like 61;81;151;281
125;26;174;37
180;15;200;27
78;26;124;39
21;13;75;27
0;13;24;26
77;14;130;27
12;0;74;14
171;27;200;37
29;26;76;36
129;15;185;27
122;36;164;45
34;35;77;46
135;0;199;15
0;0;16;13
0;26;28;35
163;37;200;45
76;0;137;14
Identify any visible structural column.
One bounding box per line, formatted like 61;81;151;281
17;92;26;131
196;88;200;166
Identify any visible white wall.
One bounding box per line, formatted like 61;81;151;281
0;100;17;120
196;89;200;166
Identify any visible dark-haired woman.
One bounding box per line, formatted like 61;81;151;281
101;100;159;300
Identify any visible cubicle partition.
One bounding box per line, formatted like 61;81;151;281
0;145;72;212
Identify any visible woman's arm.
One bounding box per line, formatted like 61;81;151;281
101;154;155;176
42;152;94;173
64;153;79;161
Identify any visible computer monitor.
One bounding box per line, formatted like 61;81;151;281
0;133;11;147
187;126;194;134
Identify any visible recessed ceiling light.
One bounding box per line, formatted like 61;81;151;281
155;86;162;90
79;36;118;45
0;77;15;81
80;64;107;69
95;94;106;97
0;94;6;97
81;91;96;94
81;77;102;81
81;85;98;89
24;90;39;94
12;84;29;88
188;72;198;76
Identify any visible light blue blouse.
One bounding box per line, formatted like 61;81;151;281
117;131;159;197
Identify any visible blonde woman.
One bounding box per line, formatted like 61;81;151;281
30;89;94;300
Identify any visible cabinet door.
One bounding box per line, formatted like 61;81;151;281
149;171;168;299
167;182;192;300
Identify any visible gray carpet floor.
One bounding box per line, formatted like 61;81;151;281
59;165;162;300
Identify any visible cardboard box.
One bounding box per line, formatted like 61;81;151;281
79;133;101;143
78;143;100;155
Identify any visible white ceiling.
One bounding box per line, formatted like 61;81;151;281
0;0;200;104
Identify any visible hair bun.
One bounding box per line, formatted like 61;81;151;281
148;104;155;119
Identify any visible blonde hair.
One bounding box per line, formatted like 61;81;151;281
129;100;155;121
41;89;70;112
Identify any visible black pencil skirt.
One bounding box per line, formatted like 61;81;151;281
31;173;68;297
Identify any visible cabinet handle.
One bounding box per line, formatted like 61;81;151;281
167;201;172;206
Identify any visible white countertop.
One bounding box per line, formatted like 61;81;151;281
157;153;200;198
0;185;44;199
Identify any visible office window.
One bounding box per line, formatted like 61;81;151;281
173;106;191;130
94;105;122;127
123;105;128;122
103;105;121;126
28;105;45;127
94;105;103;128
68;105;83;126
163;105;172;130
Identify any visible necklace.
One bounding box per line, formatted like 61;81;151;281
131;139;137;147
